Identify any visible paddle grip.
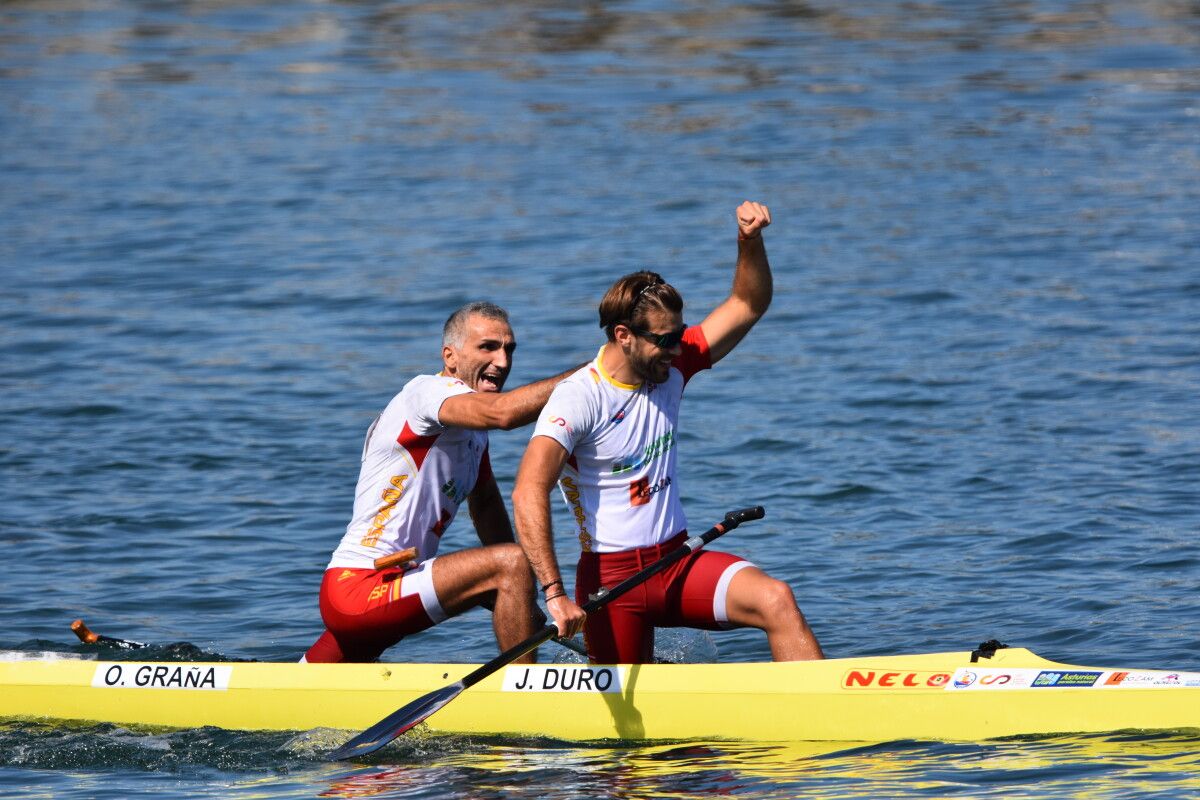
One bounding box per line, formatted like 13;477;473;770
71;619;100;645
722;505;765;529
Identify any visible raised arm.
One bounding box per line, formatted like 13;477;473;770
511;435;587;638
438;365;581;431
697;200;774;365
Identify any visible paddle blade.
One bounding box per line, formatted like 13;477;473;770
327;682;465;761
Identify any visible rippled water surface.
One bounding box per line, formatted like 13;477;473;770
3;0;1200;797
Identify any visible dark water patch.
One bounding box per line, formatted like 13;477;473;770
1129;557;1200;572
999;531;1084;553
804;484;883;503
54;404;126;418
79;641;245;662
885;289;960;304
0;720;313;773
1057;596;1118;614
2;339;73;357
847;396;950;410
732;436;801;454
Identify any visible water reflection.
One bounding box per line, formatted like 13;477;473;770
314;733;1200;799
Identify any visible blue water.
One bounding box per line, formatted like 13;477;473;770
3;0;1200;797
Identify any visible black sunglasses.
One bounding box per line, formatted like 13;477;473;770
627;323;687;349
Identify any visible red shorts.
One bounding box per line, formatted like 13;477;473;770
576;532;754;664
303;559;446;663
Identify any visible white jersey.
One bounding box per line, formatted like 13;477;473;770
531;327;711;553
328;374;491;570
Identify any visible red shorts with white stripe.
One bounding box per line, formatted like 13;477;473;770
575;532;754;664
303;559;446;663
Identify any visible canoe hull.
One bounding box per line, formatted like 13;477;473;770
3;648;1199;743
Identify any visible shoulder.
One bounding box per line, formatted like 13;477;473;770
671;326;712;383
400;374;473;432
536;366;604;442
406;373;471;394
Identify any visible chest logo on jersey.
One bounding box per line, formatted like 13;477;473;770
629;475;671;507
611;430;675;475
441;477;470;504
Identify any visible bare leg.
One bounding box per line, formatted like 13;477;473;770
431;543;541;664
723;566;824;661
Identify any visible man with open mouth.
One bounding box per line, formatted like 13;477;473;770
302;302;576;663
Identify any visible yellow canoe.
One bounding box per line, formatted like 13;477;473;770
3;646;1198;743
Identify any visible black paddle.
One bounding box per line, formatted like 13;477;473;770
328;505;765;761
71;619;148;650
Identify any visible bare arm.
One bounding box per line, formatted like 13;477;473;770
438;364;583;431
467;472;515;546
697;201;774;365
512;435;587;637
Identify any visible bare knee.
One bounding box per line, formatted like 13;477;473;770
490;543;534;590
758;579;802;624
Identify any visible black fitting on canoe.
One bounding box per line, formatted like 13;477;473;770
970;639;1009;663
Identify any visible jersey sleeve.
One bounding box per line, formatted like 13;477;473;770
408;375;474;436
531;378;597;454
672;325;712;384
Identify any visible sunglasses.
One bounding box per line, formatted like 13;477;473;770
627;323;687;349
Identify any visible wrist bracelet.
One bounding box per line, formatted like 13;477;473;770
541;579;564;593
544;591;567;602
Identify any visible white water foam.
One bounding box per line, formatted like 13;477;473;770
0;650;91;662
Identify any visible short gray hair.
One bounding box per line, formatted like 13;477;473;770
442;301;510;348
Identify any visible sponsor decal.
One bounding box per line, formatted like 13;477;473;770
546;415;574;435
611;431;675;475
1032;671;1102;688
953;671;977;688
1100;670;1200;688
842;670;951;689
981;673;1015;686
502;665;624;693
949;666;1200;691
944;669;1038;690
92;663;232;691
441;477;469;504
629;475;671;508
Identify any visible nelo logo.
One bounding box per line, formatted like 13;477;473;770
842;671;951;689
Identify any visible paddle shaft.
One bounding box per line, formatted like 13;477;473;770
456;505;764;692
327;505;765;760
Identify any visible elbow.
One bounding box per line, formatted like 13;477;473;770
510;482;543;521
747;284;772;317
497;413;524;431
490;397;531;431
510;483;532;512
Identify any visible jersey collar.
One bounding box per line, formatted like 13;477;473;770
596;345;641;391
